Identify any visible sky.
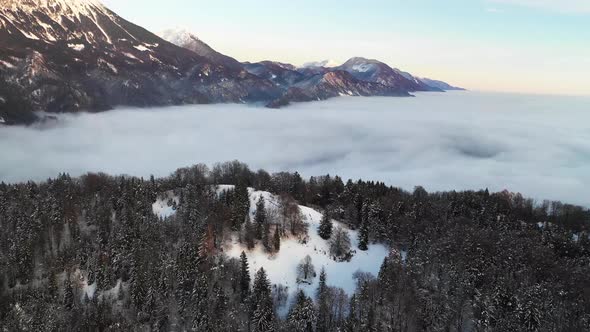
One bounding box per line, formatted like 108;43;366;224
101;0;590;95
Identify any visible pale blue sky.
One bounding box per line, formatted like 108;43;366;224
102;0;590;95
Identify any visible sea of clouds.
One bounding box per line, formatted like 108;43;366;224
1;91;589;206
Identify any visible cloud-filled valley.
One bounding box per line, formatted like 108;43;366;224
1;91;589;206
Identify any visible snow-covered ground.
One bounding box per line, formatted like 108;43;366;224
151;185;390;307
152;191;179;219
224;187;389;306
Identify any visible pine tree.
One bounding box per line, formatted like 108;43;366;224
316;268;330;332
251;268;276;332
254;197;267;240
318;211;333;240
288;290;317;332
358;220;369;251
232;182;250;231
262;222;272;252
244;216;256;250
240;252;251;302
345;294;360;332
273;227;281;252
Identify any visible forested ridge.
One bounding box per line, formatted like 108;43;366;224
1;161;589;331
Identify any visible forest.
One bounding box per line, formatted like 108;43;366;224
1;161;589;331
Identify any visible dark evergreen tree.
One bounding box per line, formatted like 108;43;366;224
240;251;251;302
287;290;316;332
251;268;276;332
254;197;267;240
316;268;330;332
318;211;333;240
358;220;369;251
273;227;281;252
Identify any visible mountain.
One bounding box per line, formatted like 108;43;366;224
335;57;436;92
419;77;465;91
0;0;279;125
267;70;410;108
158;28;243;70
0;0;464;125
243;61;305;87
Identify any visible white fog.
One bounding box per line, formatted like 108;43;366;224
1;91;589;206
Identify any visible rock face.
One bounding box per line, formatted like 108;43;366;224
0;0;463;125
0;0;279;124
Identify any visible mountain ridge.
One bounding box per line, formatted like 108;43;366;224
0;0;463;125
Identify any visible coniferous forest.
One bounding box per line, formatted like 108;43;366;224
1;161;589;331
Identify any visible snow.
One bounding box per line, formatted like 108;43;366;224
133;44;150;52
68;43;85;51
99;279;122;301
225;188;389;308
152;191;179;219
0;117;5;124
122;52;140;61
352;63;374;73
0;60;15;69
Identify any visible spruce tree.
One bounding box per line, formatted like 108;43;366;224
358;220;369;251
251;268;276;332
254;197;266;240
244;215;255;250
288;290;316;332
240;252;251;302
262;222;272;252
318;211;333;240
316;268;330;332
273;227;281;252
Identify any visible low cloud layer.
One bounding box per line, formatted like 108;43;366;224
1;92;589;206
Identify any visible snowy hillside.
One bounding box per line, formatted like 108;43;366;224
219;186;389;308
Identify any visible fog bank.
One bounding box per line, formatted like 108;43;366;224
1;91;589;206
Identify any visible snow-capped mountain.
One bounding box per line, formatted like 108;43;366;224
159;28;243;70
0;0;279;124
336;57;436;92
0;1;463;125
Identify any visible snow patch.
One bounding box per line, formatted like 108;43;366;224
352;63;374;73
68;43;85;51
0;60;15;69
133;44;150;52
152;191;179;219
122;52;140;61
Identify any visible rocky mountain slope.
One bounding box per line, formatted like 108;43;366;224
0;0;279;124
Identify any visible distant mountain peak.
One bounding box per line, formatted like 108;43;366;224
158;28;243;70
159;28;200;47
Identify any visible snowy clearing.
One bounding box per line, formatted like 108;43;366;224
224;188;389;307
152;191;179;219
